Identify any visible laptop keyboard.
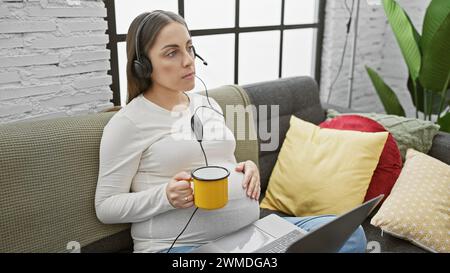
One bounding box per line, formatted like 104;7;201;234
256;229;304;253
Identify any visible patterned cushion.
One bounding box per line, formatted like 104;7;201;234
327;109;440;160
370;149;450;253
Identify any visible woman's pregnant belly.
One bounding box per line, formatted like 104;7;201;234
132;161;260;244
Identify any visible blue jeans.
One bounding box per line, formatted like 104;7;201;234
159;215;367;253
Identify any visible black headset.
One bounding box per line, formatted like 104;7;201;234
133;11;208;79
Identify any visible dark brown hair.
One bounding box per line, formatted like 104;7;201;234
126;10;190;104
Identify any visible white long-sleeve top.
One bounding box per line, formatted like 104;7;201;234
95;92;260;253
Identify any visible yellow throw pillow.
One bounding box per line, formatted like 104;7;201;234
370;149;450;253
260;115;388;216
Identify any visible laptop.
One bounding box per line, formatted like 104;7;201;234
190;195;383;253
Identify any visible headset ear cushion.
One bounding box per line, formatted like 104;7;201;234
133;60;145;79
133;57;152;79
141;57;152;77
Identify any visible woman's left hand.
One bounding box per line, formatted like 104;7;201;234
235;160;261;201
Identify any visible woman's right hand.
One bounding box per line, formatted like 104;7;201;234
166;171;194;209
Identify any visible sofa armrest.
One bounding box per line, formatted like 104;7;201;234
428;131;450;165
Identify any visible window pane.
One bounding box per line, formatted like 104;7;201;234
240;0;281;27
239;31;280;85
282;29;315;78
284;0;318;25
114;0;178;34
185;0;235;30
117;42;128;106
191;34;235;93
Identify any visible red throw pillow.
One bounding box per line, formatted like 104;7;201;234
319;115;402;203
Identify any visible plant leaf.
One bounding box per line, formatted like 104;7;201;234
407;77;448;114
421;0;450;53
383;0;422;80
406;8;421;48
437;112;450;132
366;66;406;116
420;14;450;93
407;76;424;111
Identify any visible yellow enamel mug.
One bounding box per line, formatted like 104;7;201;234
190;166;229;210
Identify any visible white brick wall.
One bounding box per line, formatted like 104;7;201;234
320;0;430;117
0;0;113;124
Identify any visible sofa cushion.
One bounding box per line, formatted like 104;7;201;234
0;113;130;252
260;115;388;216
319;115;402;203
370;149;450;253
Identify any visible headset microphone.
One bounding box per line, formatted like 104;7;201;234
195;53;208;66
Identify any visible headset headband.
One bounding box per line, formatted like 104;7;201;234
134;12;157;62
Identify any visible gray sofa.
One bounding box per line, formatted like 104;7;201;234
1;76;448;253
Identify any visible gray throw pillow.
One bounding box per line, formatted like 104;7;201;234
327;109;440;160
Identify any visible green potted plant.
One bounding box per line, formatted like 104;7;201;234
366;0;450;132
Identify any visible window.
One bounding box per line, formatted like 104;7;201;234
104;0;325;106
239;31;280;84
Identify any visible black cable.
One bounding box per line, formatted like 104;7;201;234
326;0;355;103
190;74;225;169
166;75;223;253
344;0;351;14
193;105;222;118
199;141;208;166
344;0;354;33
195;75;224;118
166;207;199;253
